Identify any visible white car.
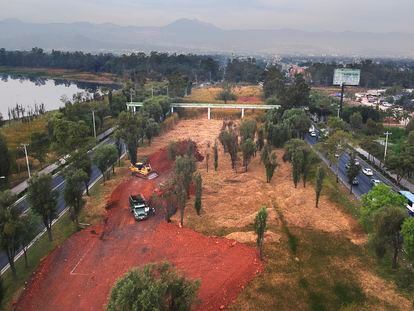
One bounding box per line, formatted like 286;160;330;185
371;178;381;186
362;168;373;176
310;132;317;137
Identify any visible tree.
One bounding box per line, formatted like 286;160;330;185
263;66;286;99
240;138;256;171
18;211;39;268
174;156;196;227
401;217;414;261
239;119;257;143
93;145;118;183
0;191;19;277
315;166;325;208
361;184;407;231
0;134;10;186
350;112;363;130
213;141;218;171
322;130;350;183
117;111;142;165
261;144;278;183
371;206;406;269
145;118;160;145
284;74;310;109
64;169;87;229
107;262;199;311
327;116;348;132
300;147;317;188
194;173;202;216
30;132;50;165
219;128;238;170
254;207;268;260
27;174;57;241
291;149;303;188
114;130;123;166
347;154;360;194
256;127;265;152
71;149;92;195
282;109;311;139
386;153;411;185
216;84;237;104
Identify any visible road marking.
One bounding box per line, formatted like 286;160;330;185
70;241;95;276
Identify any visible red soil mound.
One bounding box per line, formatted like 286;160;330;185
16;145;261;311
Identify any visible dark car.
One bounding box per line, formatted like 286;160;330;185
352;177;359;185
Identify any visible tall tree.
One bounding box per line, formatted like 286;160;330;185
372;206;406;269
256;127;265;152
27;174;57;242
117;111;142;165
194;173;202;216
254;207;268;260
64;169;87;229
241;138;256;171
239;119;257;143
315;166;325;208
0;191;19;277
322;130;350;183
291;149;303;188
93;144;118;183
18;211;39;268
114;130;123;166
71;149;92;195
261;144;278;183
213;140;218;171
145;118;160;145
219;129;238;170
216;83;237;104
30;132;50;165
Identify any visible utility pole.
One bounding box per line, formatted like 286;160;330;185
21;143;31;179
383;131;392;164
92;110;97;139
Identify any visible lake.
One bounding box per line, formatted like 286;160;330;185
0;74;118;119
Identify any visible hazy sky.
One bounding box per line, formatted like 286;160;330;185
0;0;412;33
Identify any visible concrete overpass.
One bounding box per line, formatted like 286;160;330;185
126;102;280;119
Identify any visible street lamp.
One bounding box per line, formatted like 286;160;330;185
91;110;97;139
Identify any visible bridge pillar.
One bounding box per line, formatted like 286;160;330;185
208;107;211;120
133;106;137;113
241;108;245;119
171;106;174;114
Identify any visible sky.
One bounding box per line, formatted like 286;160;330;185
0;0;412;33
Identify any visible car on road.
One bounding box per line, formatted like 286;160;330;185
370;178;381;186
352;177;359;185
362;168;374;176
310;132;317;137
345;160;360;169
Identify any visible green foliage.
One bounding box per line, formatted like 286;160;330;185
145;118;160;145
194;173;202;216
291;149;303;188
371;206;406;269
254;207;268;260
327;116;348;132
240;138;256;171
263;66;286;99
407;118;414;133
261;144;278;183
93;144;118;183
401;217;414;261
219;128;238;170
49;116;90;154
225;58;263;83
282;109;311;139
256;127;265;152
64;169;87;228
117;111;142;164
315;166;325;208
0;134;10;184
30;132;50;164
70;148;92;195
349;112;363;129
216;84;237;104
18;211;40;268
107;262;200;311
168;141;179;161
213;141;218;171
361;184;407;231
283;139;307;162
0;191;19;277
346;153;360;194
239;119;257;143
27;174;57;241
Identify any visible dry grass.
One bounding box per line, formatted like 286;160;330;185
186;85;263;104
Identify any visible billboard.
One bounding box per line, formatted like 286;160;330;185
333;68;361;86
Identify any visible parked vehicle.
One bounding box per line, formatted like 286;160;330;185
129;194;155;221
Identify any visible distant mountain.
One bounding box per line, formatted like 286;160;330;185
1;18;414;57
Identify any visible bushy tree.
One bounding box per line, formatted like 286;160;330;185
64;169;87;229
239;119;257;143
219;129;238;170
216;84;237;104
371;206;406;269
117;111;142;165
194;173;202;216
18;211;39;268
30;132;50;165
350;112;363;130
261;144;278;183
322;130;350;183
401;217;414;261
174;156;196;227
254;207;268;260
93;144;118;183
107;262;199;311
27;174;57;241
315;166;325;208
291;149;303;188
256;127;265;152
0;191;19;277
145;118;160;145
71;149;92;195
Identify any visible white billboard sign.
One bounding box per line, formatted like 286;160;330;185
333;68;361;86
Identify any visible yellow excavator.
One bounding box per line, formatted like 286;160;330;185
129;162;159;179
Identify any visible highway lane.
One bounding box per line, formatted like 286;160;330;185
0;137;124;271
305;132;396;199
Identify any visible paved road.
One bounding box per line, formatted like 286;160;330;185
305;132;397;199
0;137;125;272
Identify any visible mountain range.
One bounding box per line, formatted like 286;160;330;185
1;18;414;58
